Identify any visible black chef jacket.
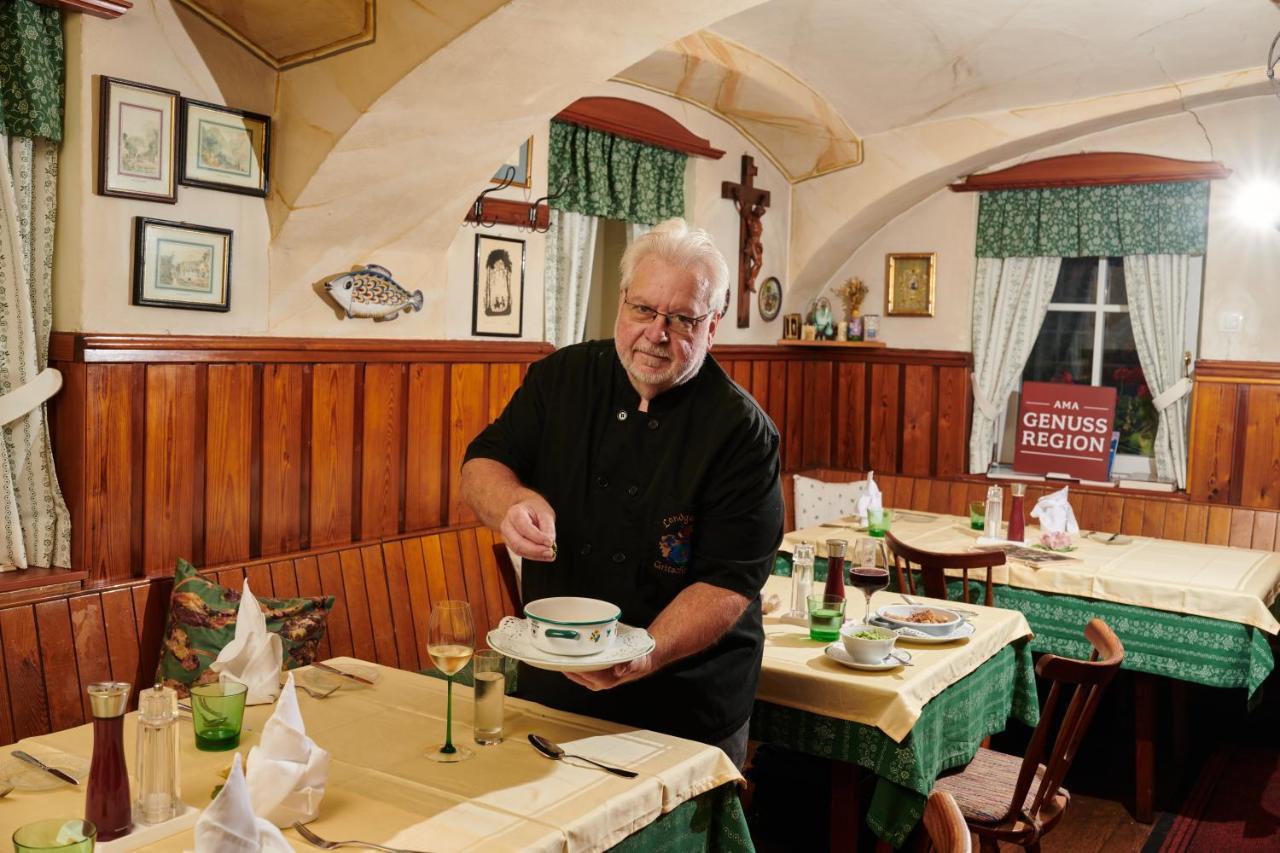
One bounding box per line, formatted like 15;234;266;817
464;339;783;744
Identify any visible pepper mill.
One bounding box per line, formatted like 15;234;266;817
86;681;133;841
1007;483;1027;544
135;682;182;825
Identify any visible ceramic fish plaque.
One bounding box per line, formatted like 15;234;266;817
325;265;423;321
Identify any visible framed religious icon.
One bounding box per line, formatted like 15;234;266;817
758;276;782;322
783;313;802;339
885;252;936;316
491;136;533;188
179;99;271;197
472;234;525;337
97;76;180;203
131;217;233;312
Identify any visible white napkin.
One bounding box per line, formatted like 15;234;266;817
1030;485;1079;547
246;673;331;827
194;753;292;853
209;581;283;705
854;471;882;523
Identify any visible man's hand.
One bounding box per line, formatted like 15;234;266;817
563;653;655;691
501;494;557;561
462;459;557;560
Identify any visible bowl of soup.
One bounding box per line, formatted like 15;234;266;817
524;597;620;656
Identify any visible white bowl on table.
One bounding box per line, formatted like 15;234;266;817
839;624;898;665
876;604;964;637
524;597;620;656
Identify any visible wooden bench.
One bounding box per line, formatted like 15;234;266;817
0;523;518;746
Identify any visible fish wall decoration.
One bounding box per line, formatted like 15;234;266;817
324;265;423;321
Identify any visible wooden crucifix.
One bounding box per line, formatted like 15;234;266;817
721;154;771;328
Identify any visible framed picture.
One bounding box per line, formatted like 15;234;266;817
783;313;802;340
132;217;233;312
97;76;179;203
885;252;936;316
179;99;271;197
491;136;533;189
472;234;525;337
758;276;782;322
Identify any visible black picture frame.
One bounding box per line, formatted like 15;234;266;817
131;217;233;312
178;98;271;198
471;234;525;337
97;76;180;203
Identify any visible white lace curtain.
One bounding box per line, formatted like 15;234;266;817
543;209;599;349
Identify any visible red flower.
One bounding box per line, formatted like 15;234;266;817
1137;383;1150;399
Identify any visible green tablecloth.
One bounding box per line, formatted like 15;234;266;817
775;554;1277;696
608;783;754;853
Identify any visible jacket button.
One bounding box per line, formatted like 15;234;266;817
580;543;593;556
616;410;628;421
597;475;609;488
647;419;659;430
627;485;639;497
612;552;626;564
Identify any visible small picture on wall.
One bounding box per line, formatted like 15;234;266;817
179;99;271;197
491;136;533;188
885;252;936;317
132;217;232;312
97;76;180;203
472;234;525;337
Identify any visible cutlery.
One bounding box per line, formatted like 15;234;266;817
900;594;978;618
528;734;639;778
298;683;341;700
12;751;79;786
313;662;376;686
293;822;430;852
0;784;12;797
888;651;914;667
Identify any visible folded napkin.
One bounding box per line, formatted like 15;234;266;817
854;471;882;523
195;753;292;853
1030;485;1079;549
246;673;331;827
209;581;283;705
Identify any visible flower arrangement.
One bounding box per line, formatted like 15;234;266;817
1111;365;1157;457
834;277;869;320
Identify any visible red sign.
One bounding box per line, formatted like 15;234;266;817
1013;381;1117;481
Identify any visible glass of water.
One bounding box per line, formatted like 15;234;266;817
472;649;505;745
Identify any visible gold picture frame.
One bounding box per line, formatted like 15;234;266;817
885;252;936;317
491;136;533;189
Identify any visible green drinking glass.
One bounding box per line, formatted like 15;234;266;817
13;819;97;853
868;508;893;538
969;500;986;530
190;681;248;751
807;594;846;642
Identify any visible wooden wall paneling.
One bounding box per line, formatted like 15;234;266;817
768;361;789;467
245;563;274;597
935;367;969;477
784;361;803;470
204;364;254;565
338;549;376;662
1078;493;1106;532
291;556;332;660
269;560;300;598
405;364;448;531
310;364;357;547
868;364;901;472
487;363;522;424
260;364;308;555
475;526;515;624
0;621;11;744
1182;504;1209;543
99;587;141;699
68;594;112;719
833;363;866;470
1205;506;1232;545
400;537;434;666
358;545;398;667
315;553;353;658
83;365;139;582
448;364;489;525
803;360;833;467
131;579;170;694
143;365;203;574
381;540;420;671
1120;499;1145;535
946;482;969;516
1;606;51;739
1239;385;1280;510
437;531;470;604
1140;500;1166;538
1250;511;1277;551
360;364;407;540
1187;382;1239;504
1161;503;1188;542
32;599;80;733
751;361;770;413
1098;496;1124;534
901;365;935;476
49;361;87;571
1228;509;1256;548
456;527;491;639
211;567;246;590
419;535;451;612
927;480;952;514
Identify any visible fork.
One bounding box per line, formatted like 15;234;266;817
297;683;340;700
900;594;979;618
293;822;432;852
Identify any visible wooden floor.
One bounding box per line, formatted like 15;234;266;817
996;793;1152;852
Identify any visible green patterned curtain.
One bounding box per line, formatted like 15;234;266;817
975;181;1209;258
547;119;685;224
0;1;63;142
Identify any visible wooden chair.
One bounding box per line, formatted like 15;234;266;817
885;532;1004;607
933;618;1125;852
923;791;972;853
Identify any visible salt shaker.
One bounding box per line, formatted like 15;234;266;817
790;543;815;618
983;485;1004;541
135;683;182;825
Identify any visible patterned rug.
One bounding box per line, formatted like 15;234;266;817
1144;744;1280;852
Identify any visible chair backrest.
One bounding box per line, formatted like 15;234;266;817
923;790;972;853
492;541;523;611
885;532;1004;607
1008;618;1125;829
793;474;868;529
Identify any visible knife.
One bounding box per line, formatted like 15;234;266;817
12;750;79;786
312;662;376;686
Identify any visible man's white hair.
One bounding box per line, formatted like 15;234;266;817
619;218;731;315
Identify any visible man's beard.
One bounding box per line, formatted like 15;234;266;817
623;341;704;391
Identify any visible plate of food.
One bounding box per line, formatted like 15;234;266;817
875;604;965;637
870;615;975;644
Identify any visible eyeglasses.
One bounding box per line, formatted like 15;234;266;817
622;292;714;334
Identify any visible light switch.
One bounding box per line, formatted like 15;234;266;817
1218;310;1244;334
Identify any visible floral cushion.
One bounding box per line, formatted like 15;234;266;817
792;474;869;530
155;559;334;698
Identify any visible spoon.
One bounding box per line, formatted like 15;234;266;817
527;734;638;778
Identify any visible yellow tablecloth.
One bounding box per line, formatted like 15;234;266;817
0;658;740;852
783;512;1280;634
757;575;1033;742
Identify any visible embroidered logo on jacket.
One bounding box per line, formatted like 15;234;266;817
655;512;694;575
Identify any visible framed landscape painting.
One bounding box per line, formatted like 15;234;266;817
472;234;525;337
98;77;179;203
132;217;233;312
179;99;271;197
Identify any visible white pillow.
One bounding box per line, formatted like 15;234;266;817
793;474;869;530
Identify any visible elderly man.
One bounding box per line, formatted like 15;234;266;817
461;218;782;767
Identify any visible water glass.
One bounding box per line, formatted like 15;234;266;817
868;508;893;538
13;819;96;852
190;681;248;751
807;595;846;642
472;649;505;745
968;500;986;530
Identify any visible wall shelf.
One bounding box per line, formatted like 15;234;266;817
775;339;888;348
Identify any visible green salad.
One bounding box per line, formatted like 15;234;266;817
850;630;886;640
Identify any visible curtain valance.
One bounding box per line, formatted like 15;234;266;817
975;181;1209;258
547;119;685;225
0;1;63;142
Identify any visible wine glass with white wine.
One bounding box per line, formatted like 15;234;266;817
426;600;476;763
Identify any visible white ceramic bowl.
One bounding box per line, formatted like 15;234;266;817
839;624;898;665
524;597;620;656
877;604;964;637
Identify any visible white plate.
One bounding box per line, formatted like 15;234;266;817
824;643;911;671
871;616;976;644
487;616;655;673
0;752;90;791
1087;532;1133;546
298;663;380;692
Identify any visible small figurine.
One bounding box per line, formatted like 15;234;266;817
814;297;835;340
324;265;424;321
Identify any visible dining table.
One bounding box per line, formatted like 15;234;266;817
753;574;1038;849
0;658;749;852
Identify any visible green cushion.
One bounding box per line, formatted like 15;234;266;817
156;558;334;697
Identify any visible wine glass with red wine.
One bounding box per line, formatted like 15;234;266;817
850;538;891;625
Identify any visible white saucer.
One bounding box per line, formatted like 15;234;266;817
0;752;90;791
487;616;655;673
1087;532;1133;546
824;643;910;671
298;663;380;692
869;616;976;644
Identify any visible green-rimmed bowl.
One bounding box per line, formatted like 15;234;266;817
524;597;620;656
